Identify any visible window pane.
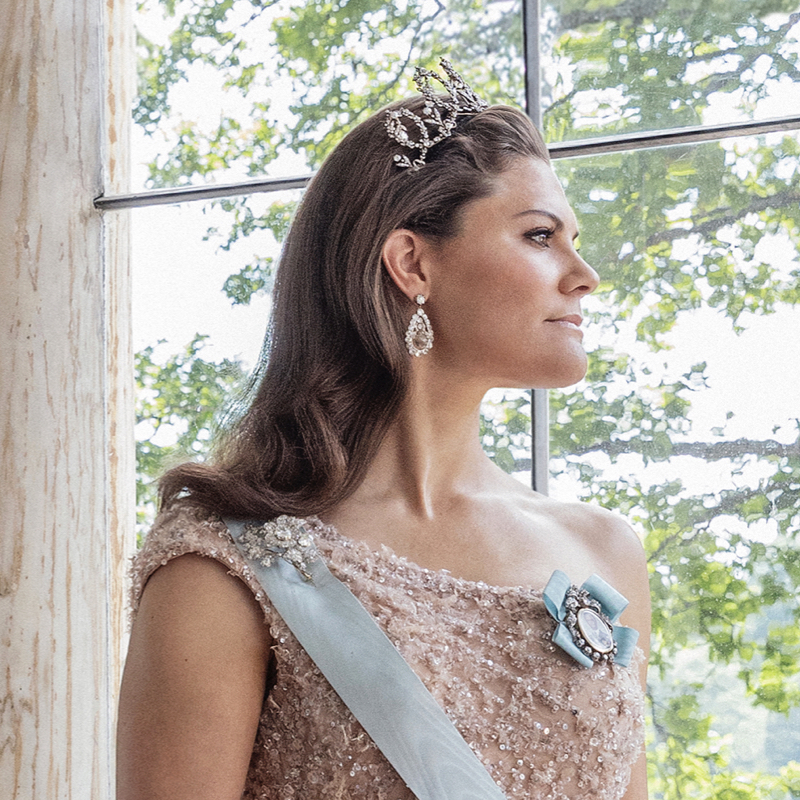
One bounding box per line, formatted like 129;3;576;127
550;131;800;788
131;190;300;533
541;1;800;142
482;388;532;483
133;0;524;191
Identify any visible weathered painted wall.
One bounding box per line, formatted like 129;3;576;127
0;0;133;797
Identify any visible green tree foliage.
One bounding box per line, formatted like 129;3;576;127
133;0;800;795
136;335;246;532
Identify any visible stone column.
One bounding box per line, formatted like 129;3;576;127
0;0;133;797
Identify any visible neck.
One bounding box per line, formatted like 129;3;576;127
348;362;496;520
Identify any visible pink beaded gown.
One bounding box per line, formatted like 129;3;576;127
130;504;645;799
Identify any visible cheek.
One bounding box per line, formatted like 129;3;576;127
434;290;540;363
459;253;543;307
430;244;551;346
484;268;551;331
432;257;493;319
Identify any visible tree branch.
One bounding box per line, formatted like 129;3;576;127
557;0;668;31
559;436;800;461
644;190;800;250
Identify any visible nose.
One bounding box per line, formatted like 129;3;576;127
564;252;599;297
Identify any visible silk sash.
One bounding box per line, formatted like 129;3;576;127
223;517;508;800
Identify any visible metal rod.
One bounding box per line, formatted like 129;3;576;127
530;389;550;494
522;0;549;494
93;173;313;210
522;0;542;128
548;114;800;159
93;114;800;211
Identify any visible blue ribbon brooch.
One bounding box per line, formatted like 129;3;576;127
544;570;639;668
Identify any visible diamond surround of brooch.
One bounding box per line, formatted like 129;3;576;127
239;515;319;582
563;586;618;664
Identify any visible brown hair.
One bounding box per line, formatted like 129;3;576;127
159;98;549;518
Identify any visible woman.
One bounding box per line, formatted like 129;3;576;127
117;61;650;800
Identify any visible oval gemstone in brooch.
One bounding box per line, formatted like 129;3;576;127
577;608;614;654
563;585;618;664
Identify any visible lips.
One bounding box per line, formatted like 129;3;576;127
546;314;583;327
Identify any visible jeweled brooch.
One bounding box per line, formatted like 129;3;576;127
544;570;639;668
239;515;319;582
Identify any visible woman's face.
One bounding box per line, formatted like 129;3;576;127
423;157;599;390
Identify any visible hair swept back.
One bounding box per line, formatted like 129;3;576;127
159;99;549;519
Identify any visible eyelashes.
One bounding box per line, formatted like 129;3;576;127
525;228;554;247
524;228;582;253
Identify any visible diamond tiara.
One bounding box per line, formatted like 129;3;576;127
385;58;490;171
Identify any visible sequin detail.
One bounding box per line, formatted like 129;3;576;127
239;515;319;581
130;504;645;800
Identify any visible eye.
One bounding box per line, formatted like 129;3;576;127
525;228;554;247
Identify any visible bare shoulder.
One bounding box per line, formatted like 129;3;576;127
546;497;645;564
118;554;271;800
529;493;651;651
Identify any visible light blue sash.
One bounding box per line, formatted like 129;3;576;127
223;517;507;800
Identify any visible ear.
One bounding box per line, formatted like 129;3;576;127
381;228;431;302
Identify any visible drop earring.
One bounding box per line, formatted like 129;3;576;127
405;294;434;357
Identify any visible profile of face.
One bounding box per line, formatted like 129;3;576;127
415;156;599;391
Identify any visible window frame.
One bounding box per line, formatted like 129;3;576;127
95;1;800;494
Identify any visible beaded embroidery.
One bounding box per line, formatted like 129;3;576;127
239;515;319;581
130;506;645;800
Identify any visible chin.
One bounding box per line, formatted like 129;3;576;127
509;353;588;390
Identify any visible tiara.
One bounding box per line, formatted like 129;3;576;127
385;58;490;171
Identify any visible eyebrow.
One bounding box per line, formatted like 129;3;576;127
513;209;580;240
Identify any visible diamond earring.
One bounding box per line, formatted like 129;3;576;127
405;294;434;357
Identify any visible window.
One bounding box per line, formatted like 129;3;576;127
99;0;800;794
